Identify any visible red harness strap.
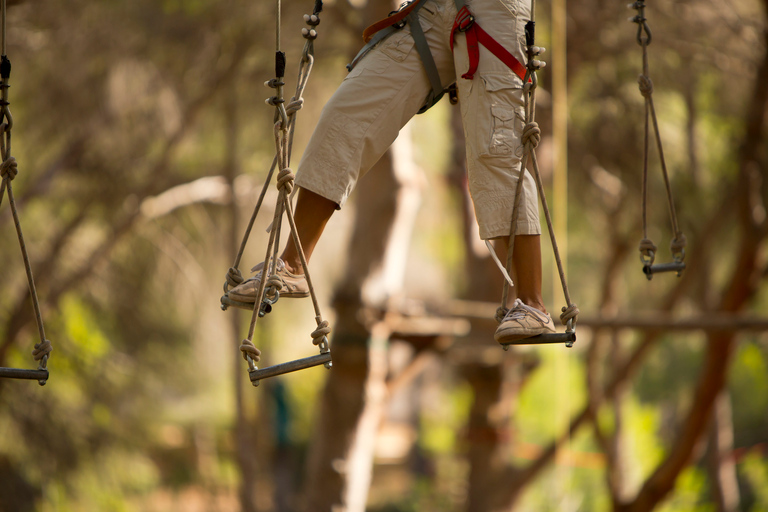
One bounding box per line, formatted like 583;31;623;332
450;6;527;82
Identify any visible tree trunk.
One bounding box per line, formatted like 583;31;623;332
303;129;424;511
707;390;740;512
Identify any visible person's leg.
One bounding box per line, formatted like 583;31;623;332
491;234;546;314
281;187;337;275
227;1;457;303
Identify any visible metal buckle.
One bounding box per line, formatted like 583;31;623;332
456;9;474;32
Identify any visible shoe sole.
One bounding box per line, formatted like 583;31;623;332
494;327;556;344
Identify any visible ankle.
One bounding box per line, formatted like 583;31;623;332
518;297;547;314
282;258;304;275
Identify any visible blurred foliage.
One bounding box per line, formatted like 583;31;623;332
0;0;766;510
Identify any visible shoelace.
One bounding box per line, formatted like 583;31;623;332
503;299;549;325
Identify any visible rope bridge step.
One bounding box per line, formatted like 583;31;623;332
643;261;685;280
249;351;332;386
0;367;49;383
499;331;576;348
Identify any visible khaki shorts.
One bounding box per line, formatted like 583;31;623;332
295;0;540;239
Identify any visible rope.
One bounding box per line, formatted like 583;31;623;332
631;0;686;267
236;2;332;370
0;0;52;377
499;7;578;328
224;2;321;293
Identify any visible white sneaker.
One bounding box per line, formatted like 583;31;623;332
227;258;309;302
494;299;556;344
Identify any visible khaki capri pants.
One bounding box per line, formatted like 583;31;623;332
295;0;540;240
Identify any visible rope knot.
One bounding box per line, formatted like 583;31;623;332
0;156;17;181
240;339;261;363
32;339;53;361
226;267;245;288
522;122;541;149
495;306;508;324
266;273;284;296
277;168;295;193
285;97;304;117
670;234;687;256
311;320;331;346
638;237;657;261
560;304;579;326
637;75;653;97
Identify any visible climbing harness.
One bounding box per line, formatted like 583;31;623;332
0;0;52;385
449;4;529;83
630;1;686;280
220;0;331;387
350;0;449;114
456;0;579;348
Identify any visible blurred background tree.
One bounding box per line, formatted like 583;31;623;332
0;0;767;511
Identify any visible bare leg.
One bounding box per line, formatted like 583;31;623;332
491;234;546;314
281;187;337;274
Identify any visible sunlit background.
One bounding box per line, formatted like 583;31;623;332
1;0;767;511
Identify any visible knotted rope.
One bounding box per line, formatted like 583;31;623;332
499;12;578;331
226;267;245;289
311;320;331;347
631;0;686;269
235;0;333;373
521;122;541;149
0;155;16;179
276;167;295;194
223;1;322;294
637;74;653;97
240;339;262;364
32;339;53;362
0;0;52;382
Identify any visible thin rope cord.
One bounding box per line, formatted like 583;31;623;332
0;0;51;373
225;14;318;292
641;45;650;241
499;0;578;327
238;4;331;366
633;0;685;266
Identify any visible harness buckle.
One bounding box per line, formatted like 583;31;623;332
456;8;475;32
389;1;413;29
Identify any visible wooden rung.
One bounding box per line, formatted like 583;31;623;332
249;352;332;386
0;367;49;382
643;262;685;279
499;331;576;347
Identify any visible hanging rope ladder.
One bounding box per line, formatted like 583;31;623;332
0;0;52;385
494;1;579;348
220;0;331;387
630;1;686;280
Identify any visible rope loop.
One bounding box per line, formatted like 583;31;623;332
225;267;245;288
240;339;262;363
638;237;657;264
285;97;304;117
494;306;508;324
311;320;331;346
277;167;295;193
629;1;652;46
670;233;687;260
522;122;541;150
32;339;52;361
0;155;17;181
560;304;579;326
637;74;653;98
266;273;284;295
